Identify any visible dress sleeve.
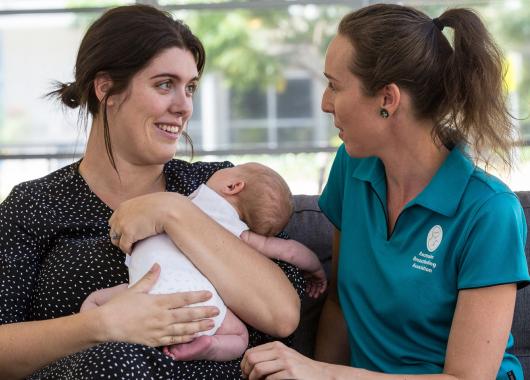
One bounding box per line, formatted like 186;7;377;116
458;192;530;290
0;185;45;324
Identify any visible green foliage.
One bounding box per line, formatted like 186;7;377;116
489;0;530;137
181;6;346;91
63;1;530;138
186;10;281;90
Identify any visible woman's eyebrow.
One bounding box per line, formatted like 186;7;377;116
323;72;337;80
149;73;199;82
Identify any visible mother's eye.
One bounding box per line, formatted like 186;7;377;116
185;83;198;96
157;81;172;90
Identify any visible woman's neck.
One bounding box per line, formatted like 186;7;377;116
378;118;449;236
79;122;166;209
380;119;450;207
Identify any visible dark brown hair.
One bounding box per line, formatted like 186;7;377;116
236;163;294;236
48;5;205;168
338;4;515;168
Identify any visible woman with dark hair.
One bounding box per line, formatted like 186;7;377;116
0;5;301;379
241;4;529;379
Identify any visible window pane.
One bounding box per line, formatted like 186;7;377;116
277;126;312;146
277;79;313;118
229;127;267;146
229;87;267;120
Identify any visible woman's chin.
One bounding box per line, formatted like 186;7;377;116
344;144;370;159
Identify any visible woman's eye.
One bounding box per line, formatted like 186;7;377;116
327;82;335;91
158;81;172;90
185;83;198;95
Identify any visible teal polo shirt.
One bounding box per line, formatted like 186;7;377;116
319;145;529;379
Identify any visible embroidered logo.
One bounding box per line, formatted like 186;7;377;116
426;225;443;252
411;225;442;274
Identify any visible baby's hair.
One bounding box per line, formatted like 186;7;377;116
236;163;293;236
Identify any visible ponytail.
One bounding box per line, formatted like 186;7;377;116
436;8;514;168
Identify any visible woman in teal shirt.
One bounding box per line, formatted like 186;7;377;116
242;3;529;379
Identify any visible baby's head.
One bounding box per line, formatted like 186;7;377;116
206;163;293;236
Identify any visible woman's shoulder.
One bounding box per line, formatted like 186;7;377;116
164;158;233;195
165;158;233;171
465;166;519;209
5;161;80;203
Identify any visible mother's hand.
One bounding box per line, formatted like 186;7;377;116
89;263;219;347
241;342;326;380
109;192;184;254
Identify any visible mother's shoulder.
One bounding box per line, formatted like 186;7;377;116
164;159;234;194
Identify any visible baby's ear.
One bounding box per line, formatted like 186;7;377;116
223;180;245;195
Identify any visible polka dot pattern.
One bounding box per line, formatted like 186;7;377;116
0;159;304;379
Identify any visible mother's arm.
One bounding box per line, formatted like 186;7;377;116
109;192;301;337
0;266;216;379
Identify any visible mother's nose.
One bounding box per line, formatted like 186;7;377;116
169;89;193;118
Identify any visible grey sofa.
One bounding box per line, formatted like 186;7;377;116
286;192;530;376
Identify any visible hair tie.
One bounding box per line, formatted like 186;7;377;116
432;17;444;31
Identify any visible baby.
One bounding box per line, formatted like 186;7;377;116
126;162;327;362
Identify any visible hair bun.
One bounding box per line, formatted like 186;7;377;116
60;82;80;109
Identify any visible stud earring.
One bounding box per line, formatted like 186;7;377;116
380;108;389;118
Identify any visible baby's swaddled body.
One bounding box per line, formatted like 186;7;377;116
126;185;248;335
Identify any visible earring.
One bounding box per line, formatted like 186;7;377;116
380;108;389;118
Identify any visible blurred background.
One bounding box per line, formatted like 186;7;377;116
0;0;528;199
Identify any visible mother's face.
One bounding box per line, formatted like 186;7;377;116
106;46;199;166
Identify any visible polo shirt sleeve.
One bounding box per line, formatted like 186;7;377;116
319;145;347;230
458;192;529;290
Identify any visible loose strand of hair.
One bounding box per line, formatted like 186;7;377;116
102;96;119;175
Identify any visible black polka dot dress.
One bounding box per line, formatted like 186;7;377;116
0;159;304;379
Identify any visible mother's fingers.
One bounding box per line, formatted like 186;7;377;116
129;263;161;293
170;305;219;323
156;290;213;309
118;236;135;255
162;334;197;346
158;317;216;347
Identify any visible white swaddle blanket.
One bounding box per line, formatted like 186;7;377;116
126;184;248;335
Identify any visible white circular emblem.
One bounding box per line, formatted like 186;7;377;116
426;225;443;252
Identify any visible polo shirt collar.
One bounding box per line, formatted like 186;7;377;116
351;148;474;217
351;156;387;207
412;147;474;216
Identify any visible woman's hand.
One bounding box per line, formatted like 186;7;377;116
109;192;184;254
241;341;327;380
95;263;220;347
80;283;128;312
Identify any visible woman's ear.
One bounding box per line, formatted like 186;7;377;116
93;72;114;106
379;83;401;116
222;181;245;195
